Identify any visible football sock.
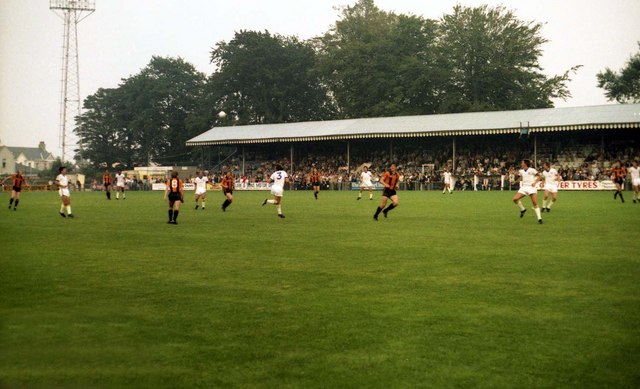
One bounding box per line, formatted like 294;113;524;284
267;199;276;205
9;198;14;206
66;206;72;215
619;192;624;202
358;193;362;199
548;200;555;209
516;201;525;211
374;206;383;218
173;210;179;222
168;209;174;221
369;193;373;199
314;191;318;199
14;200;19;208
222;199;230;209
384;204;396;213
276;205;282;215
202;201;205;209
106;191;111;199
534;207;542;220
60;204;65;213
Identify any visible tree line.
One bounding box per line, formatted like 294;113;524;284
75;0;635;170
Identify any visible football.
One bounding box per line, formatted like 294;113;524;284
218;111;227;118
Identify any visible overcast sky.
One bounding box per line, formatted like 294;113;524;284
1;0;639;157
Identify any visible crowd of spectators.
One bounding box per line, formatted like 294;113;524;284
81;133;638;192
200;134;638;191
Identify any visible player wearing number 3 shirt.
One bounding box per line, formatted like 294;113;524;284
262;164;288;218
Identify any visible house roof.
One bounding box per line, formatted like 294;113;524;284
7;146;54;161
186;103;640;146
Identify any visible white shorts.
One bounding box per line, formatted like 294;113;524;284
518;186;537;196
271;184;284;197
444;179;451;185
633;178;640;187
59;188;70;197
543;183;558;193
361;181;373;188
116;184;125;189
195;188;207;195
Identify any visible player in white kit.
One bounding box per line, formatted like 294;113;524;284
629;160;640;203
55;166;73;218
194;171;208;209
357;166;374;200
442;168;453;194
115;170;126;200
541;162;561;212
262;164;288;218
512;159;543;224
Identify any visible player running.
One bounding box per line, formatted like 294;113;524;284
629;160;640;203
262;164;288;218
309;167;321;200
373;163;399;221
221;171;235;211
194;171;208;210
541;162;561;212
55;166;73;218
102;169;113;200
115;170;126;200
357;165;374;200
513;160;543;224
2;170;29;211
164;171;184;224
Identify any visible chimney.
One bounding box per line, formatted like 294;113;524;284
39;141;46;151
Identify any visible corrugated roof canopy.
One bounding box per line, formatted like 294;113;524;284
186;104;640;146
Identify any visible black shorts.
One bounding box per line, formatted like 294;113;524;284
312;181;320;187
12;186;21;193
104;183;111;189
614;178;624;185
382;188;397;198
168;192;182;205
223;189;233;196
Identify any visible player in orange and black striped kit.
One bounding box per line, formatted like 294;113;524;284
221;171;235;211
102;170;113;200
373;164;400;220
309;167;321;199
611;160;627;203
2;170;28;211
164;171;184;224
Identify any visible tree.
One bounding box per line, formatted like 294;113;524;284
76;56;207;168
316;0;440;118
437;4;579;112
209;30;336;125
597;43;640;103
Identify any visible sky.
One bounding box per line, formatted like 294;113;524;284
1;0;639;158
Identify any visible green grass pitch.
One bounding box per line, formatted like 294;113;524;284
1;189;639;388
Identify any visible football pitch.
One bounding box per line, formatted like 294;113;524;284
1;189;639;388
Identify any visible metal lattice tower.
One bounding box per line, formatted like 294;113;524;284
50;0;95;163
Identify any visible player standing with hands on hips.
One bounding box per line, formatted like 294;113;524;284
512;159;543;224
373;163;400;221
55;166;73;218
262;164;288;218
